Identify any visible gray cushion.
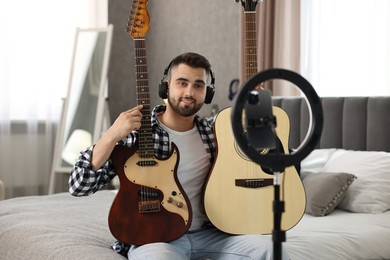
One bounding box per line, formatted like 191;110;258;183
303;172;356;216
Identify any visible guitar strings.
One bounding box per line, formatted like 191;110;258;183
135;38;152;204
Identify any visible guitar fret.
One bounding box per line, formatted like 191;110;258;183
137;88;149;92
139;143;154;149
140;132;151;136
138;101;149;107
245;38;256;42
141;120;151;125
139;143;154;147
137;99;150;104
140;98;150;102
136;81;149;84
244;60;258;64
135;58;147;64
245;51;257;55
141;101;150;109
136;72;148;76
138;136;152;141
139;137;152;141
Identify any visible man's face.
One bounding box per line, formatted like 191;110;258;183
167;63;208;117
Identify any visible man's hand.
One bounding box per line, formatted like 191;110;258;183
107;105;144;142
90;105;143;171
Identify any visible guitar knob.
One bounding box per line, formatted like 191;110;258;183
177;202;183;208
167;197;173;203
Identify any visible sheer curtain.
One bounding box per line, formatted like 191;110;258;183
0;0;107;199
301;0;390;96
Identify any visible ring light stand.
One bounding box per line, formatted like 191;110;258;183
231;68;323;260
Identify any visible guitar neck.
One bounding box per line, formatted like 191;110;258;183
243;11;258;81
134;38;153;158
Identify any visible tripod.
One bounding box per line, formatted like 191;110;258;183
272;171;285;260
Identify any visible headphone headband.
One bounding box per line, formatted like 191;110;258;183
158;62;215;104
161;62;215;88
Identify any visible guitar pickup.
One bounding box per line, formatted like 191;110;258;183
235;178;273;188
137;160;158;166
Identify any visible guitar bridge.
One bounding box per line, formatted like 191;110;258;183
139;200;161;213
235;178;273;188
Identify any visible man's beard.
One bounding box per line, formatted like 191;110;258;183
167;96;203;117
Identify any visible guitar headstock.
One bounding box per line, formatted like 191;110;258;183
238;0;262;11
126;0;150;39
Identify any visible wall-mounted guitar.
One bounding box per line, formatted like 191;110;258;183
108;0;192;245
203;0;306;235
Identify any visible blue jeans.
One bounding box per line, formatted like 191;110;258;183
127;227;290;260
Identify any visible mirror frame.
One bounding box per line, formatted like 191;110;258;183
48;25;113;194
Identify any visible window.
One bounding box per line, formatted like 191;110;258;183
0;1;107;121
301;0;390;96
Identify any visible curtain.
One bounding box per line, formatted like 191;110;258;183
240;0;301;96
301;0;390;97
0;0;107;199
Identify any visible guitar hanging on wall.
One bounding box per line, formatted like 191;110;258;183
203;0;306;235
108;0;192;245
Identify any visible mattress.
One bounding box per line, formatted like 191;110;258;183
286;209;390;259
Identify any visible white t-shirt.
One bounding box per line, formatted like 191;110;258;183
159;122;210;231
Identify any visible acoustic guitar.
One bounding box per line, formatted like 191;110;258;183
203;0;306;235
108;0;192;245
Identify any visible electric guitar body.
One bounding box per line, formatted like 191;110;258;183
108;0;192;245
109;144;191;245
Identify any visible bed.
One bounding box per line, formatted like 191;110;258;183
273;96;390;260
0;96;389;259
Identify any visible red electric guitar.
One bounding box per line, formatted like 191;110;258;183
108;0;192;245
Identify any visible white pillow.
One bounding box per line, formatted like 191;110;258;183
321;149;390;213
300;149;337;179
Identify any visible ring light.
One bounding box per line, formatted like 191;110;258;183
231;68;324;171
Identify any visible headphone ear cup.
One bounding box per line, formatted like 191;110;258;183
159;81;168;99
204;86;215;104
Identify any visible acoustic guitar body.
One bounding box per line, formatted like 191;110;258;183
203;106;306;235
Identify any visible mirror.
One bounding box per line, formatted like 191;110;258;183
49;25;113;194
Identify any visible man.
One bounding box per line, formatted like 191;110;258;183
69;52;289;259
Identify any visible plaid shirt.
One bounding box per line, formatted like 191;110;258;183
68;105;216;196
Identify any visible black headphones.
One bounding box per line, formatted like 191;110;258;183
158;62;216;104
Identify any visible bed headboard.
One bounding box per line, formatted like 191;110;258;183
272;97;390;152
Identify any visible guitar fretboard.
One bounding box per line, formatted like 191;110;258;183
244;11;258;81
134;39;153;158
